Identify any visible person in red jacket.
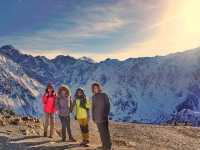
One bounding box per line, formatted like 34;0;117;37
42;83;56;138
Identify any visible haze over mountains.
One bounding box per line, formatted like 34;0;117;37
0;45;200;123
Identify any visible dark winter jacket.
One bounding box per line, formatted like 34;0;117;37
92;92;110;123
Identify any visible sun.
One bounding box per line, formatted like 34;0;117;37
116;0;200;60
180;0;200;34
145;0;200;52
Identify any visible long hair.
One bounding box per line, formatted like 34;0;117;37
74;88;87;108
91;82;102;94
74;88;86;100
57;85;71;98
45;83;55;95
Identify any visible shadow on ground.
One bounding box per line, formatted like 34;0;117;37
0;135;98;150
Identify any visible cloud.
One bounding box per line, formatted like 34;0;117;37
73;17;126;38
111;0;200;60
0;1;130;50
1;0;180;60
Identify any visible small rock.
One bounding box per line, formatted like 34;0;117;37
6;129;12;133
0;118;4;126
21;116;29;121
27;124;33;128
128;141;136;147
20;129;27;135
34;118;40;123
29;129;36;134
4;115;11;119
26;130;31;136
9;118;20;125
28;118;34;122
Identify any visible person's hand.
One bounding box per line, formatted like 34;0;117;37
55;111;59;116
87;114;90;120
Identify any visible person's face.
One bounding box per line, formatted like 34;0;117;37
47;87;53;93
93;86;100;94
77;90;83;97
61;90;67;96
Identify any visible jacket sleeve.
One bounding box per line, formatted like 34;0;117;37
86;99;91;120
104;93;111;116
91;96;95;122
70;97;76;113
86;99;92;109
54;94;57;107
56;97;60;111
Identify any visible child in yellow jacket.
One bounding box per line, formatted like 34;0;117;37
72;88;91;147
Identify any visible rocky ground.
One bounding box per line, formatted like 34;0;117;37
0;110;200;150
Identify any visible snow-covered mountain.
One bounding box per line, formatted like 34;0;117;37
0;45;200;124
0;48;44;116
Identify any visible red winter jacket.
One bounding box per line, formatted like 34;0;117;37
42;93;57;113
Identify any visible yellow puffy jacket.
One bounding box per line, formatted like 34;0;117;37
74;99;91;119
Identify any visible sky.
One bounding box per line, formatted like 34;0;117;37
0;0;200;61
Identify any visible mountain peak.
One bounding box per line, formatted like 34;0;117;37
0;45;21;55
52;55;76;62
79;56;96;63
0;45;15;50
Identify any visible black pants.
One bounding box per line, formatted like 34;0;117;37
59;115;72;140
96;121;112;150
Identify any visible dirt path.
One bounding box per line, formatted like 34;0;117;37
0;134;98;150
0;120;103;150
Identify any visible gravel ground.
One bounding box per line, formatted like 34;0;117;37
0;114;200;150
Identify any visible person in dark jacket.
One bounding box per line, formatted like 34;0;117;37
91;83;112;150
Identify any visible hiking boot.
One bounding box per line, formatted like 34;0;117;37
62;137;66;142
68;137;76;142
83;140;89;144
80;141;89;147
80;142;89;147
43;132;47;137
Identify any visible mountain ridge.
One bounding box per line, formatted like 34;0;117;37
0;53;44;116
0;45;200;124
1;45;200;63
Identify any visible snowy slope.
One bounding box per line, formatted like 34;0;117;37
0;53;44;116
1;45;200;123
173;109;200;126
